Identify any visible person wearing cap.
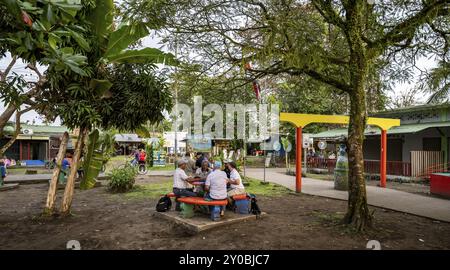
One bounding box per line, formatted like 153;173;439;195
173;158;199;208
204;161;228;216
226;161;245;198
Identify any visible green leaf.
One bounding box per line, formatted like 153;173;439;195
104;23;149;58
52;2;82;17
3;0;21;20
89;79;113;96
106;48;179;65
68;29;90;52
80;129;102;190
45;4;55;25
86;0;114;48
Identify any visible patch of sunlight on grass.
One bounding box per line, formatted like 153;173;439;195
243;177;293;197
125;182;173;200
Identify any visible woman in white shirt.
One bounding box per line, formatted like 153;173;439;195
226;161;245;197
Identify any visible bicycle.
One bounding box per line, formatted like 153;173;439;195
119;157;148;175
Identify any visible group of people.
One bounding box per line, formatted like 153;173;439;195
173;152;246;216
130;149;147;166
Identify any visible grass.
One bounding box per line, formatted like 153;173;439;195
122;176;292;200
243;177;293;197
124;181;173;200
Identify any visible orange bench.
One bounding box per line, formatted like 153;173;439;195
165;192;176;198
177;196;227;206
232;194;247;201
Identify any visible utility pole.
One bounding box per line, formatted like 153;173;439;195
173;33;178;169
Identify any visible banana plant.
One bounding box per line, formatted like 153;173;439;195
80;129;102;189
85;0;178;97
80;129;116;190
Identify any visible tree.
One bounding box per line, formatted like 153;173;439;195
420;60;450;103
0;0;93;136
41;0;174;216
144;0;449;230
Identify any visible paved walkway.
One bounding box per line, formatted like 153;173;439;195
244;168;450;223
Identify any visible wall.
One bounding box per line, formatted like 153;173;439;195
363;137;403;161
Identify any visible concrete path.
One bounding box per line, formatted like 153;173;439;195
244;168;450;223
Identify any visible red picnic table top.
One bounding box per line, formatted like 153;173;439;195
177;196;228;206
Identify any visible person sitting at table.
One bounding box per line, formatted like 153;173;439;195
173;158;199;211
204;161;228;217
195;160;211;180
193;159;212;196
226;161;246;199
184;152;197;176
223;159;231;179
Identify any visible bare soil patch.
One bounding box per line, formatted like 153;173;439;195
1;175;449;250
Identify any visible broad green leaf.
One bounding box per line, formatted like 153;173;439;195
52;2;82;17
106;47;179;65
80;129;102;190
68;29;90;52
86;0;114;48
104;23;149;58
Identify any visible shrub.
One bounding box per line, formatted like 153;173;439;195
107;166;138;193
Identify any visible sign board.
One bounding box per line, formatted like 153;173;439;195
152;150;166;166
318;141;327;150
285;141;292;152
273;140;281;151
303;135;311;148
265;152;272;168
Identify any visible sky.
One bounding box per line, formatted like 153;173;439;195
0;35;438;126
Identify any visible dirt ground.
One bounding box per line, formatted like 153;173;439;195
1;175;450;250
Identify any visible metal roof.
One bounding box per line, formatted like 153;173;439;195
311;121;450;139
114;134;142;143
372;103;450;117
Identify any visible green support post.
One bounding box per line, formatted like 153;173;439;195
442;136;448;168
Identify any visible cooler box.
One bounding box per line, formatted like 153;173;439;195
430;173;450;198
234;199;250;214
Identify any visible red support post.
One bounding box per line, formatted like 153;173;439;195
380;129;387;188
296;127;302;193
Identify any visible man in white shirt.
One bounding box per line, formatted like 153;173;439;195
204;161;228;216
173;158;198;210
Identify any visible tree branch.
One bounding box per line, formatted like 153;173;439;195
0;56;17;82
370;0;450;51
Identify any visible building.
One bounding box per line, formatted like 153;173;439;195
311;103;450;178
114;134;145;155
1;123;71;166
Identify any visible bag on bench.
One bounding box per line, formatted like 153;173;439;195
156;195;172;212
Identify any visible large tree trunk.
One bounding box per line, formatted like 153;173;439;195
342;2;372;231
344;88;372;231
60;128;87;216
43;132;69;216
